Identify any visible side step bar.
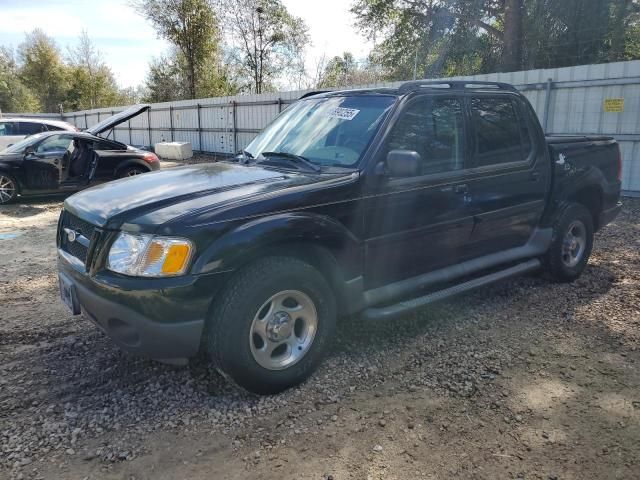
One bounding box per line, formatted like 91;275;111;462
361;259;541;321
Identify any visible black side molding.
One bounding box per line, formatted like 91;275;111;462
362;259;541;321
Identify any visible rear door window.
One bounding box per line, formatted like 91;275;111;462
470;97;527;166
17;122;47;135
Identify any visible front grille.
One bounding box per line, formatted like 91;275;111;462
65;213;95;239
66;238;89;263
59;211;98;266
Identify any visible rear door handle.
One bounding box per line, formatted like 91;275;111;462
531;171;540;181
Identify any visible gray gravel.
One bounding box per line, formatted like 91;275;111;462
1;198;638;479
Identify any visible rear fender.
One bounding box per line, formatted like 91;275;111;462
113;158;151;177
543;164;607;228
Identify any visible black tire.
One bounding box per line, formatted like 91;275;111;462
543;202;594;282
118;166;148;178
0;173;18;205
206;256;336;395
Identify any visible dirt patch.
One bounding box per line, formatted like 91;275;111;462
0;198;638;480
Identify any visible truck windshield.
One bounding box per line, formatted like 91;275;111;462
244;95;396;168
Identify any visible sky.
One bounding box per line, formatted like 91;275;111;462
0;0;374;89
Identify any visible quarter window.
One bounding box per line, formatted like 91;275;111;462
387;97;465;176
45;124;66;132
471;97;530;166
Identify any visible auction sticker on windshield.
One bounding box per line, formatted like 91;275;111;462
327;107;360;120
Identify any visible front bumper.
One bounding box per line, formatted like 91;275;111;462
58;250;229;360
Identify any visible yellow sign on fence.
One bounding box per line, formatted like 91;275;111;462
604;98;625;113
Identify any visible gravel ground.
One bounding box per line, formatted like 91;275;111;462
0;197;638;480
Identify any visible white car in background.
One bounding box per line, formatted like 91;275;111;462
0;118;78;150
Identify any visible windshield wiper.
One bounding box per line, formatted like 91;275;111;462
258;151;321;173
233;149;254;164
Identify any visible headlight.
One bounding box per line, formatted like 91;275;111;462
107;232;194;277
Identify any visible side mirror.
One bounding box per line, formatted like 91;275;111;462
24;146;35;156
386;150;421;177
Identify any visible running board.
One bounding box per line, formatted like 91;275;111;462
361;259;541;321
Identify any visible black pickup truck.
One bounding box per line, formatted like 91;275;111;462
57;81;622;394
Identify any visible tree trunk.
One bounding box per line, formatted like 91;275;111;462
502;0;523;72
609;0;630;61
189;58;196;99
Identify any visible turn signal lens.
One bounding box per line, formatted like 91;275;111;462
162;244;191;274
138;238;193;277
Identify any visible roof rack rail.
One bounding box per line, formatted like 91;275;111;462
398;80;518;93
299;90;332;99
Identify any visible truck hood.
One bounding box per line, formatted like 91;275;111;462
64;162;326;229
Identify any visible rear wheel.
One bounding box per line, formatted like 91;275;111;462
0;174;18;204
543;203;594;282
118;166;147;178
206;257;336;394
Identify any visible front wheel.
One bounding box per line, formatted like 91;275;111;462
543;203;594;282
206;257;336;394
0;174;18;204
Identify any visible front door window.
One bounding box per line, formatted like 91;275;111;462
386;97;466;176
35;135;73;154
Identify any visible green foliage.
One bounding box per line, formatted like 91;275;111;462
134;0;231;99
142;54;185;103
17;29;68;112
142;49;238;103
317;52;385;88
1;30;138;113
217;0;310;93
351;0;640;79
65;30;126;110
0;47;39;113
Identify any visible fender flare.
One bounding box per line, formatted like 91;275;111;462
542;165;606;228
192;212;363;281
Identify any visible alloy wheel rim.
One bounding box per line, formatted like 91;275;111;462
561;220;587;267
249;290;318;371
0;176;16;204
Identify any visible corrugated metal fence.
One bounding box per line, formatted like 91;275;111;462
7;60;640;193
